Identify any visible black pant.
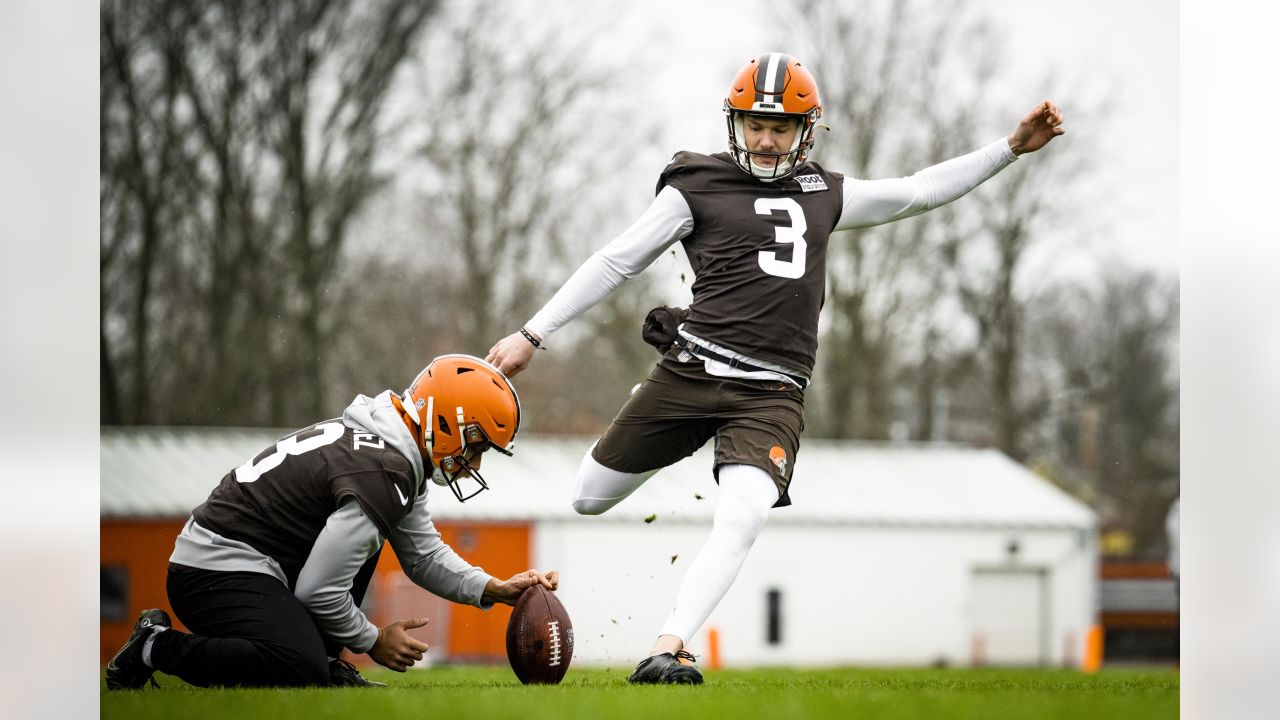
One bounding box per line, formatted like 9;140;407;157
151;549;381;688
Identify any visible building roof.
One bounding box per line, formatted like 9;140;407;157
102;427;1094;530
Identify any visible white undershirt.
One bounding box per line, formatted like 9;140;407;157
525;137;1017;384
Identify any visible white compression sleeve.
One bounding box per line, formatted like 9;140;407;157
657;464;778;644
570;446;657;516
524;186;694;340
835;137;1016;231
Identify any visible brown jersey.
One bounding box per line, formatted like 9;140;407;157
658;151;844;376
192;420;417;586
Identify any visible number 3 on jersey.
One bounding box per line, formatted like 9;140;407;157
235;421;345;483
755;197;808;279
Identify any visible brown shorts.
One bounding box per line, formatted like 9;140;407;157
590;351;805;507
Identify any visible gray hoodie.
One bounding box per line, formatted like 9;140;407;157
170;390;495;655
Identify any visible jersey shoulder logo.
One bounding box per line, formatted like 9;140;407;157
794;174;828;192
395;483;409;506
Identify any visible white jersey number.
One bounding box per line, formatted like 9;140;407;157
234;421;345;483
755;197;808;279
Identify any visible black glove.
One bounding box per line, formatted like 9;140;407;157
641;306;690;354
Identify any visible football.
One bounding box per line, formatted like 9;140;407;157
505;585;574;684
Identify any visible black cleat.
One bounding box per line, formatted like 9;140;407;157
329;658;387;687
628;650;704;685
106;609;171;690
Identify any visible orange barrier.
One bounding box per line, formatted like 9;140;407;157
1083;624;1104;672
706;626;722;670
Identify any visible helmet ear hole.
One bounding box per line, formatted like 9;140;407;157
437;415;451;436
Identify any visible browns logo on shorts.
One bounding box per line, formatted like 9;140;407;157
768;446;788;476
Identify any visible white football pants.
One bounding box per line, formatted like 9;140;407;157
571;451;776;645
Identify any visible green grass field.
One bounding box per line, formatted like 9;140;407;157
102;665;1178;719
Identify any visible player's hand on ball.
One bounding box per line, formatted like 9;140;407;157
484;569;559;605
369;617;430;672
485;331;539;377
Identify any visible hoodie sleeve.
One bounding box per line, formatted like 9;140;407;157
388;494;494;608
294;499;384;653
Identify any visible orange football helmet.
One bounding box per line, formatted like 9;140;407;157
393;354;521;502
723;52;822;181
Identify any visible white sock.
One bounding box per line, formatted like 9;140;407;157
141;627;167;668
657;463;776;644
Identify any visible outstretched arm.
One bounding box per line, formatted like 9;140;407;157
486;185;694;376
1006;100;1065;155
835;100;1066;231
486;327;543;379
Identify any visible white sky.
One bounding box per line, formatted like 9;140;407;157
972;0;1179;276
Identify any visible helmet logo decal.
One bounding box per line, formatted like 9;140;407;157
769;445;787;476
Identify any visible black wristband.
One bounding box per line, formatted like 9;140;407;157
520;327;544;350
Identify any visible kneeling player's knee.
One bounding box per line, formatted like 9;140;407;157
267;643;329;687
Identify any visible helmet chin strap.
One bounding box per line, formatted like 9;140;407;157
750;156;795;181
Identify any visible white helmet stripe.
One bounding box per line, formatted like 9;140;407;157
757;52;778;96
423;395;434;449
764;52;786;100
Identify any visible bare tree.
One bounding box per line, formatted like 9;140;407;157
101;1;190;423
411;4;632;352
783;0;1001;439
1028;270;1179;557
374;3;657;433
941;81;1105;460
101;0;437;426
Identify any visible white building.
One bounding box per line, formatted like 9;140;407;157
102;430;1096;668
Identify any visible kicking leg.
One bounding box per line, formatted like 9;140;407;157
629;463;776;684
570;445;658;515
